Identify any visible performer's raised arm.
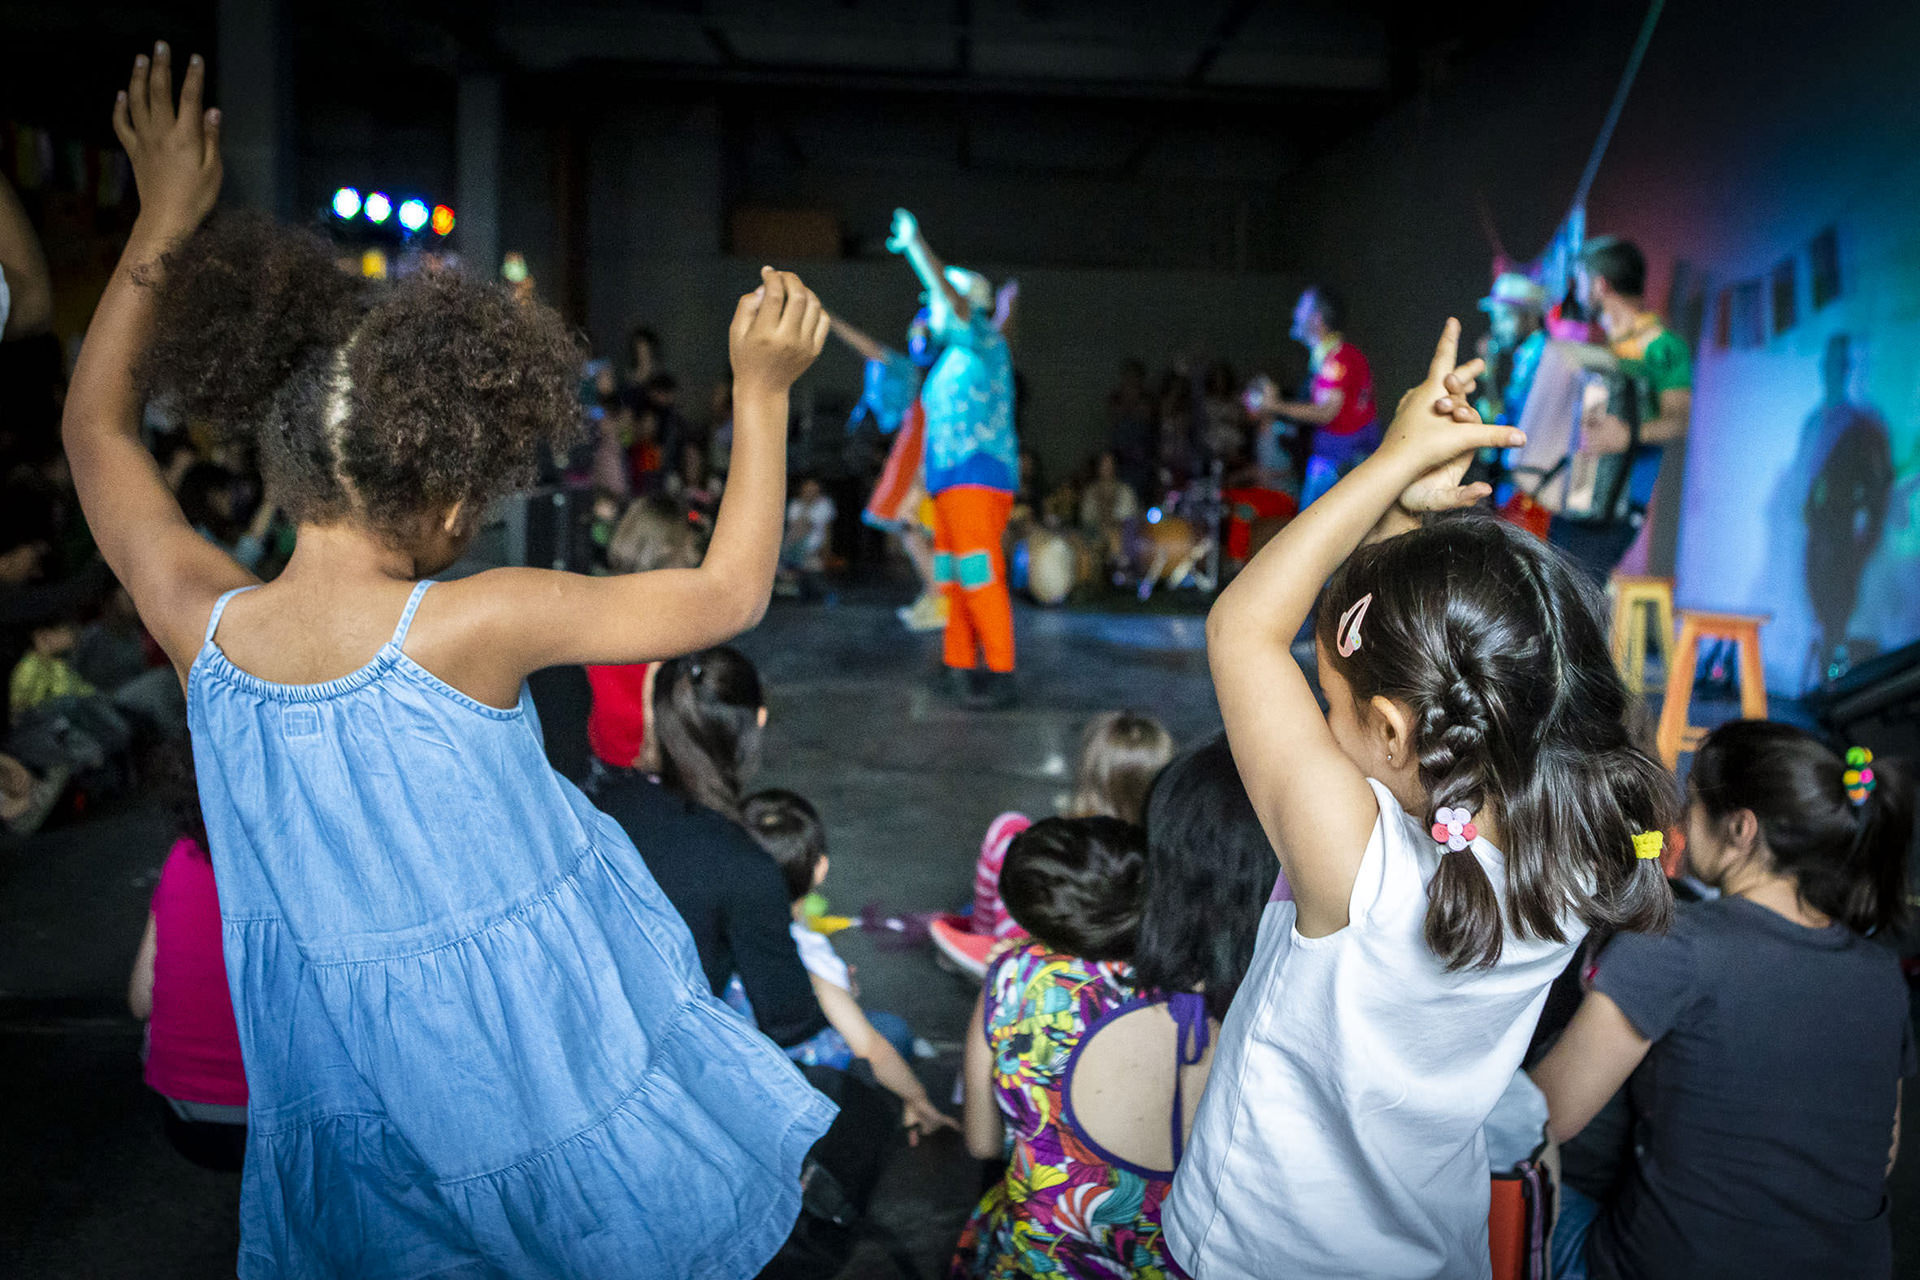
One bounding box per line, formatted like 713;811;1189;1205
887;208;971;327
828;314;896;364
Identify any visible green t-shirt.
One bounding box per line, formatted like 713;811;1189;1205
1595;323;1692;516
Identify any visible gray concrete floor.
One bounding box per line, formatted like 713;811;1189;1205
2;593;1915;1278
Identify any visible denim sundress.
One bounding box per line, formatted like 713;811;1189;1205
187;581;834;1279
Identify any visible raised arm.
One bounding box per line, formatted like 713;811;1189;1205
62;44;255;670
0;174;52;340
828;313;895;364
887;209;970;327
447;267;829;686
1207;320;1522;937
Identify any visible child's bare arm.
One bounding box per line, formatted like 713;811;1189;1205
1529;991;1652;1142
961;987;1003;1159
447;269;828;680
128;912;158;1020
812;975;957;1145
887;209;970;325
1207;321;1524;937
62;45;253;670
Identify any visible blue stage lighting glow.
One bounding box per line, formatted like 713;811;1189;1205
331;187;361;219
364;192;392;224
398;198;429;232
1147;507;1163;524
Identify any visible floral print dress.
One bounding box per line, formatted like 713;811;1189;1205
952;943;1184;1279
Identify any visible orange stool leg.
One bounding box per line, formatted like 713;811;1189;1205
1656;617;1702;769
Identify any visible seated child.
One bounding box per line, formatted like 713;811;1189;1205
776;476;836;596
931;709;1173;975
953;816;1189;1279
741;789;957;1145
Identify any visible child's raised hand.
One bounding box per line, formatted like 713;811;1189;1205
728;266;830;399
1378;319;1525;510
113;43;222;239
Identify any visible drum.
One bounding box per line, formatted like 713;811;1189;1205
1024;528;1080;606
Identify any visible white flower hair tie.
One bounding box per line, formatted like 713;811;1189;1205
1431;806;1478;853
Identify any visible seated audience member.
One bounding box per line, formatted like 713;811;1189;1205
587;648;832;1053
667;439;721;532
8;613;134;778
954;816;1185;1280
127;746;247;1171
0;749;64;836
931;710;1174;975
1533;721;1913;1280
1078;449;1142;570
741;789;957;1144
584;498;704;776
777;475;836;597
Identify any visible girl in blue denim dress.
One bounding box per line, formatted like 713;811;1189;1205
65;44;835;1278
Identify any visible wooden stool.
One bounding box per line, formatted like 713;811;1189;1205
1655;610;1770;767
1609;575;1674;695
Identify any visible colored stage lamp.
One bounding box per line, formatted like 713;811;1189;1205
398;198;429;232
331;187;361;219
360;248;388;279
364;192;392;224
501;251;529;283
431;204;456;236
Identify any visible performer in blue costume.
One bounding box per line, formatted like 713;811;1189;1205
886;208;1020;708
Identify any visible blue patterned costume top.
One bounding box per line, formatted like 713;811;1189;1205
921;313;1017;495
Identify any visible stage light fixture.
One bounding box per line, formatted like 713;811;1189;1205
502;252;529;284
364;192;392;224
360;248;389;279
431;204;456;236
398;198;429;232
331;187;361;219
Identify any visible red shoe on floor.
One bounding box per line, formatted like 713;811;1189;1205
930;914;999;979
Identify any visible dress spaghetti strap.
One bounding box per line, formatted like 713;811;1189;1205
389;580;434;651
203;585;261;646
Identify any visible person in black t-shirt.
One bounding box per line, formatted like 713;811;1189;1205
587;646;829;1050
1533;721;1915;1280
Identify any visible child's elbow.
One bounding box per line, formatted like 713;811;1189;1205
965;1130;1002;1160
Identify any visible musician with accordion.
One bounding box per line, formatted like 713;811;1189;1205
1508;236;1694;582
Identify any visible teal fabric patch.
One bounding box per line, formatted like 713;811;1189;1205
958;550;996;589
932;552;955;584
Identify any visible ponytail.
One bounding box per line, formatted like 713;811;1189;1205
1693;722;1913;935
652;647;764;821
1317;511;1676;972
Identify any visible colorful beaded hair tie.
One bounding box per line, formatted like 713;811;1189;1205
1632;831;1664;860
1431;806;1477;852
1843;746;1876;806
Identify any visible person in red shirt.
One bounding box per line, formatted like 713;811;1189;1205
1265;286;1378;507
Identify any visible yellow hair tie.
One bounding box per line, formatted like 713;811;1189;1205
1632;831;1665;860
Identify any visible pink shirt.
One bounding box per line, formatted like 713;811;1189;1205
144;837;248;1106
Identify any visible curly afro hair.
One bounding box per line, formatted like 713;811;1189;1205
134;212;585;545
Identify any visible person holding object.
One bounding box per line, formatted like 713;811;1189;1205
1255;285;1378;508
887;208;1020;708
64;43;833;1279
1166;321;1674;1279
1551;236;1693;581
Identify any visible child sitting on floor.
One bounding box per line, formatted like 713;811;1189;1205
931;709;1173;976
742;788;957;1145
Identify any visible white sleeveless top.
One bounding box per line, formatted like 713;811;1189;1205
1165;779;1583;1279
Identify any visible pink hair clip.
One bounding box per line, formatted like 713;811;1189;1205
1335;593;1372;658
1431;806;1478;852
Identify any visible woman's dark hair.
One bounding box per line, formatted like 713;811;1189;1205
1315;510;1675;970
1690;721;1912;935
652;646;764;820
133;212;585;547
743;789;826;902
999;816;1145;962
1135;734;1274;1020
1302;284;1345;330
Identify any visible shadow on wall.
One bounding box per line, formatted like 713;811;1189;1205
1757;333;1898;692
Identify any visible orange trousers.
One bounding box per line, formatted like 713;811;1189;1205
931;486;1015;673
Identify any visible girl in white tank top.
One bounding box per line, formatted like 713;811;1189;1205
1169;324;1673;1278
